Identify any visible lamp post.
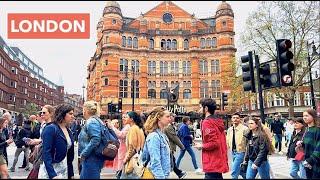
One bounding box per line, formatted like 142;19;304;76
82;85;85;103
307;41;319;109
125;66;135;111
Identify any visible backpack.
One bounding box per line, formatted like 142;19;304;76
91;118;120;160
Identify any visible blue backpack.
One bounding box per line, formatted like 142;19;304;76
93;118;120;160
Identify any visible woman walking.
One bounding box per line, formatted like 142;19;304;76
0;117;14;179
38;104;75;179
242;118;274;179
142;107;171;179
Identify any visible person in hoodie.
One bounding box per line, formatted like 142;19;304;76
194;98;228;179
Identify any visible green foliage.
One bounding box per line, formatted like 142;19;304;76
22;103;39;117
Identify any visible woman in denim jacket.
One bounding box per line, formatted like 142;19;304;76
78;101;104;179
142;107;172;179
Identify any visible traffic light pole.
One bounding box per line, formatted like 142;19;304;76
254;52;266;124
307;42;316;109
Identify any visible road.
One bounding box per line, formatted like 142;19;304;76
7;140;291;179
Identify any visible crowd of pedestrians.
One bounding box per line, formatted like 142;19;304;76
0;97;318;179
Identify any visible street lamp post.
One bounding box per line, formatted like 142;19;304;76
307;41;318;109
82;85;85;103
125;66;135;111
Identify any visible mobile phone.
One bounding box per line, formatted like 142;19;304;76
23;137;31;143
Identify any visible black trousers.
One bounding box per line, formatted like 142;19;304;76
171;152;183;176
205;172;223;179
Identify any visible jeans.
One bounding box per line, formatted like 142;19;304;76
11;147;30;169
80;156;104;179
171;152;183;177
176;146;198;170
246;160;270;179
274;134;282;152
205;172;223;179
231;152;246;179
290;160;306;179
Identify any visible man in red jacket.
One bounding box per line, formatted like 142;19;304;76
194;98;229;179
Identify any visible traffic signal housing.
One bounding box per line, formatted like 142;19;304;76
241;51;256;93
276;39;294;87
221;93;228;111
258;62;280;90
118;98;122;113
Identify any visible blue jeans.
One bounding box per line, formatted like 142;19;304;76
246;160;270;179
290;159;306;179
231;152;246;179
274;134;282;152
176;146;198;170
80;156;104;179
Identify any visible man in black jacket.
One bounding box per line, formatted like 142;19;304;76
270;115;284;153
9;120;32;172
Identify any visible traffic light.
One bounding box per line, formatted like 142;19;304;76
241;51;256;92
118;98;122;113
276;39;294;87
107;103;112;113
259;62;280;90
221;93;228;110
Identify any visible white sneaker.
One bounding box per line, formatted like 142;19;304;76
195;168;203;174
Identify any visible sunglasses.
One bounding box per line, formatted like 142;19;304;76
40;111;46;115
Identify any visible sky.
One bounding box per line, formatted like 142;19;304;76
0;1;259;96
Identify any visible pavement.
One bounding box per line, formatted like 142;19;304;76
7;140;292;179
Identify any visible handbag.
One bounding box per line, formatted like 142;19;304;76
27;167;39;179
294;130;306;161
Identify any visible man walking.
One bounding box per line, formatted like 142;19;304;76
195;98;228;179
164;113;187;179
271;114;285;154
177;116;202;174
226;112;248;179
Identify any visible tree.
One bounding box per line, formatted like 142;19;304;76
22;103;39;117
240;1;320;117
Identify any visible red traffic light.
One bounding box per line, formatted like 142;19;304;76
279;39;292;49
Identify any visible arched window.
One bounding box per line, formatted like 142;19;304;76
120;59;128;72
206;38;211;48
122;36;126;47
161;39;166;50
166;39;171;50
212;37;217;48
199;60;208;74
200;80;208;98
211;60;220;74
127;37;132;48
132;60;140;73
183;89;191;99
148;61;156;75
211;80;220;98
131;80;139;98
160;61;164;75
172;39;177;50
119;79;128;98
148;89;156;99
184;39;189;50
200;38;206;49
149;39;154;49
133;37;138;49
160;89;168;99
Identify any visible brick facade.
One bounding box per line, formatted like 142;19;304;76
87;1;236;113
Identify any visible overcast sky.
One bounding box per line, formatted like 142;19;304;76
0;1;259;96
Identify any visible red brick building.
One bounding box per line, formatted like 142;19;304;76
0;36;64;117
87;1;236;113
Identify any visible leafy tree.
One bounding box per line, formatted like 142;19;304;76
22;103;39;117
240;1;320;117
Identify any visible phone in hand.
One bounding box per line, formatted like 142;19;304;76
23;137;31;143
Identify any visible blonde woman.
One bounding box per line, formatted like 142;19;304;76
142;107;171;179
78;101;105;179
121;111;145;179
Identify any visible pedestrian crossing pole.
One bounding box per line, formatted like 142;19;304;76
254;51;266;124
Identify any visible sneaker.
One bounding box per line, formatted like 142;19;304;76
9;167;15;172
195;168;203;174
178;171;187;179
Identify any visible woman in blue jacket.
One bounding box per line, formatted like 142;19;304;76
38;104;75;179
78;101;104;179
